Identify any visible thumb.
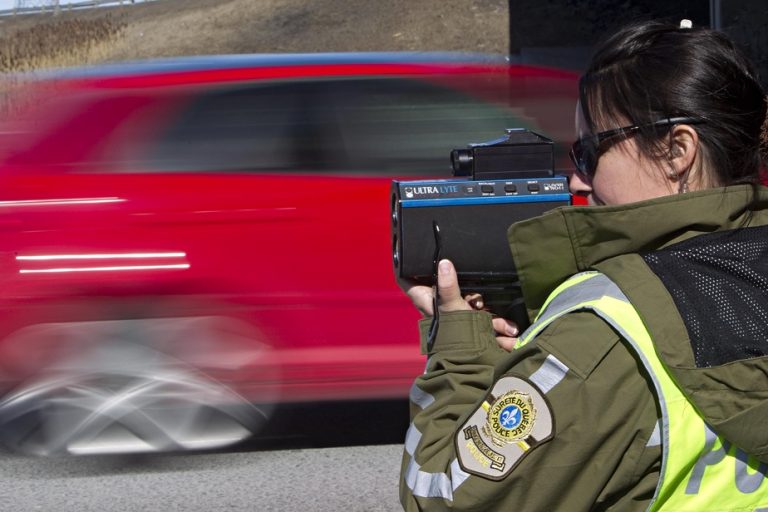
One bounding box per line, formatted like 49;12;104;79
437;259;470;312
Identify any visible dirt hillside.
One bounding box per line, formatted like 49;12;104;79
0;0;509;65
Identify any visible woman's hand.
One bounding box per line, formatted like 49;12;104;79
399;259;520;351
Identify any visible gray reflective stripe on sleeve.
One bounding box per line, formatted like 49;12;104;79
405;423;421;456
403;424;470;500
646;420;662;447
403;454;454;500
410;382;435;410
403;456;469;500
529;354;569;393
450;457;471;490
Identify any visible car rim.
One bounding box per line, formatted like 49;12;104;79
0;344;268;456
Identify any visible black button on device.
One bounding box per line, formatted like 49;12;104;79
527;183;540;192
504;184;517;193
480;185;494;194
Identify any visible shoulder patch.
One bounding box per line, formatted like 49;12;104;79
455;375;554;480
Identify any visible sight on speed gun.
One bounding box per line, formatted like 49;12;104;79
391;129;571;330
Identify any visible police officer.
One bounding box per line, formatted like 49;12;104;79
400;20;768;511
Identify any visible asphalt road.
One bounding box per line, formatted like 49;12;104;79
0;400;410;512
0;444;404;511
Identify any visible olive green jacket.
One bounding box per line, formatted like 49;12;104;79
400;185;768;511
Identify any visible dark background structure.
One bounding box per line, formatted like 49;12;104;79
508;0;768;87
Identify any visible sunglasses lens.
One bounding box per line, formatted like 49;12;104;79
570;143;587;178
570;139;596;180
583;145;596;178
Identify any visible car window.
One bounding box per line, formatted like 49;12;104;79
135;76;534;176
328;77;535;175
142;82;336;173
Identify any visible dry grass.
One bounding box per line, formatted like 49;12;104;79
0;0;507;63
0;15;127;117
0;15;126;72
101;0;508;59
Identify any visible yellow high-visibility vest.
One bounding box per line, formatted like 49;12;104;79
516;271;768;511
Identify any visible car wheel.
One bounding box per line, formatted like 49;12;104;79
0;340;268;456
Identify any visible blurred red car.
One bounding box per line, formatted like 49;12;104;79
0;53;578;454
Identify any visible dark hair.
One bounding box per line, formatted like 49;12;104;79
580;20;767;186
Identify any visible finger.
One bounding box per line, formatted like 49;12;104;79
406;285;435;317
493;317;519;352
492;317;519;338
464;293;484;310
496;336;518;351
395;275;419;294
436;259;471;312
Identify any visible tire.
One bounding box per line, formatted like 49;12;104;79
0;319;273;456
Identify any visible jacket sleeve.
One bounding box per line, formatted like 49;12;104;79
399;309;661;512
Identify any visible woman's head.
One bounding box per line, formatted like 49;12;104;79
570;20;767;205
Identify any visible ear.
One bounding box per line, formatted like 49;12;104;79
667;124;699;178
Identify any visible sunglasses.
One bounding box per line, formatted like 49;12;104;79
569;117;703;181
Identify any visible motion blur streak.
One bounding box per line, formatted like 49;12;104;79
17;252;190;274
19;264;191;274
0;198;125;207
17;252;187;260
